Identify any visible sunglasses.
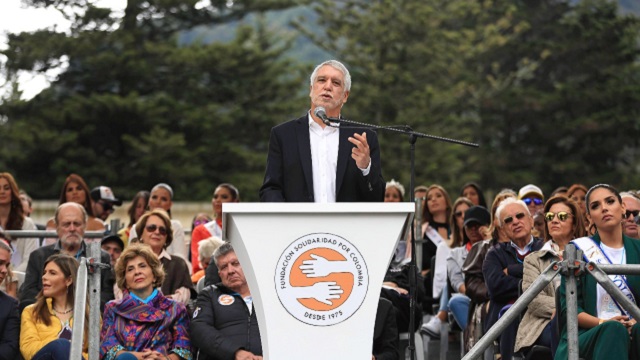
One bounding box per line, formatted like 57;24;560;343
145;224;167;236
193;219;209;227
523;197;543;206
503;212;526;225
625;210;640;219
454;211;464;218
544;211;572;222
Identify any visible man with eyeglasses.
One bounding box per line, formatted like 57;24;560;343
518;184;545;215
91;186;123;222
482;197;544;360
18;202;114;312
621;192;640;239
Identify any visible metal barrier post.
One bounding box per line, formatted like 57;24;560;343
563;244;582;360
88;241;103;359
462;262;561;360
70;258;88;359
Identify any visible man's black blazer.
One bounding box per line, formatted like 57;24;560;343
259;115;385;202
0;291;19;360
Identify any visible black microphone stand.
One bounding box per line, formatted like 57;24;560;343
326;116;478;360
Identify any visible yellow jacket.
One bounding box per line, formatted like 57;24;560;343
20;298;88;360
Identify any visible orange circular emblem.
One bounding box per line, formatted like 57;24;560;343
218;294;235;305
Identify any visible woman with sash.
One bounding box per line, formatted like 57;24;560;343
556;184;640;359
100;244;192;360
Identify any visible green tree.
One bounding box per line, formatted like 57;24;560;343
0;0;306;201
298;0;640;195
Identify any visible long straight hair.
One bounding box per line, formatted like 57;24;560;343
32;254;88;333
0;173;25;230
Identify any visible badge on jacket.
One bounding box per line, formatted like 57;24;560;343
219;294;235;305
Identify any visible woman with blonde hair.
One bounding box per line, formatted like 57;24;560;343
100;244;192;360
132;209;195;305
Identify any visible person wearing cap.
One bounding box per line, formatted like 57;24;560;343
91;186;123;222
102;234;124;267
445;206;491;330
483;197;544;360
518;184;545;215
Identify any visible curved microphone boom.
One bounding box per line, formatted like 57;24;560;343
313;106;332;125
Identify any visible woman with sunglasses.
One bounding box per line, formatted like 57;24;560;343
100;244;192;360
131;209;195;305
515;196;585;356
555;184;640;359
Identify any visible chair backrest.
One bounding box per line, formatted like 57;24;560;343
196;276;205;293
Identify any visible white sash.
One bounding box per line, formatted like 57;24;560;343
571;236;636;318
424;225;446;247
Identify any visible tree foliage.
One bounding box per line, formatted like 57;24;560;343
297;0;640;196
0;0;307;201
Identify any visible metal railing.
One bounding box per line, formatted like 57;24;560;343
462;244;640;360
69;241;109;359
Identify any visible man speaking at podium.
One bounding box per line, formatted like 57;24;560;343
260;60;384;203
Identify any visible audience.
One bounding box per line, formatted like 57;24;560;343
422;196;473;337
0;238;19;359
132;209;195;305
515;196;586;356
557;184;640;359
191;236;224;286
190;183;240;273
6;179;640;359
621;192;640;239
90;186;122;223
100;244;192;360
101;234;124;267
460;182;488;208
117;190;149;246
191;242;262;360
483;197;544;360
518;184;545;216
19;202;114;312
447;206;491;330
20;254;88;360
0;172;39;272
45;174;105;233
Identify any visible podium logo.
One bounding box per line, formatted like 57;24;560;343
275;233;368;326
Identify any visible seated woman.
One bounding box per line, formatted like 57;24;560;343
191;236;224;286
515;195;585;355
131;209;195;305
556;184;640;359
20;254;87;360
100;244;192;360
117;191;149;247
45;174;105;233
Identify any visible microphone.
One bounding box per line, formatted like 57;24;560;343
314;106;332;125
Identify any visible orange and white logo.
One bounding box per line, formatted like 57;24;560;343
218;294;235;305
274;233;368;326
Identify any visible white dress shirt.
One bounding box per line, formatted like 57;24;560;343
309;114;339;203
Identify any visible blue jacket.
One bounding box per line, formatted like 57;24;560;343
0;291;19;360
482;237;544;332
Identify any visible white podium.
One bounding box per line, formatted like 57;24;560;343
223;203;413;359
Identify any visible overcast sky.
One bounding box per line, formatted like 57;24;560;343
0;0;125;99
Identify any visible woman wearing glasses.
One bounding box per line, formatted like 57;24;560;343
515;196;585;356
555;184;640;359
132;209;195;306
